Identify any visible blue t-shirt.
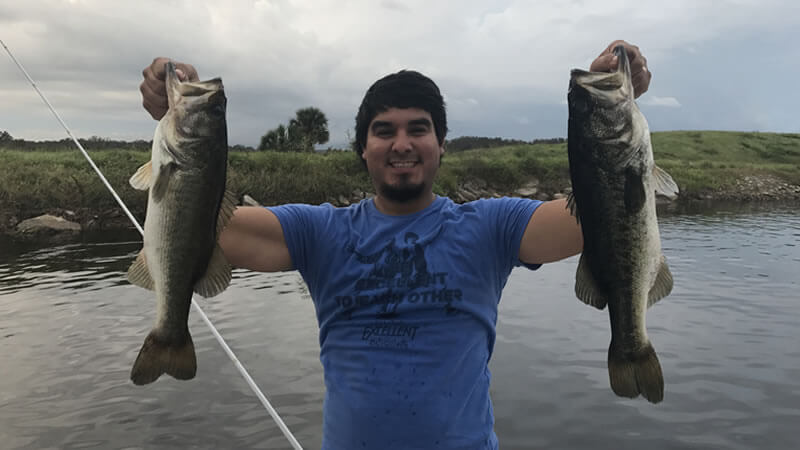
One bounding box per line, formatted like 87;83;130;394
269;196;542;450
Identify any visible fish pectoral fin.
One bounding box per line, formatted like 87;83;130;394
653;165;679;200
566;192;580;223
194;244;232;298
150;161;176;202
575;253;607;310
648;255;674;307
129;161;153;190
127;250;155;290
215;189;238;236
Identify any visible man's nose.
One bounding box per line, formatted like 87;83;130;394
391;131;412;152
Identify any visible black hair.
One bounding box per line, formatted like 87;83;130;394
353;70;447;165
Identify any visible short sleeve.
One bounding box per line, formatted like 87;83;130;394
482;197;543;272
267;203;334;274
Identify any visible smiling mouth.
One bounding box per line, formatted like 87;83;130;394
389;160;419;168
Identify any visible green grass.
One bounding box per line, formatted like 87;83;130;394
650;131;800;192
1;131;798;224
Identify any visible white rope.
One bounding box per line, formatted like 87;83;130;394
1;38;303;450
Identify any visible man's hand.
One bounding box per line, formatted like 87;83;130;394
140;57;199;120
590;40;651;99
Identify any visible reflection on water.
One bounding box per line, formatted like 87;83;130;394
1;203;798;449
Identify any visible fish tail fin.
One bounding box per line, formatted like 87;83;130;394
130;329;196;385
608;340;664;403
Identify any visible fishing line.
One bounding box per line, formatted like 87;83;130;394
1;39;303;450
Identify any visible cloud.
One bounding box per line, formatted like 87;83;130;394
1;0;797;146
640;96;681;108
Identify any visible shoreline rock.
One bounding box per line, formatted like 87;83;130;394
12;214;82;243
2;175;798;236
16;214;81;234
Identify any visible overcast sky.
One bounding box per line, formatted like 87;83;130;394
1;0;798;148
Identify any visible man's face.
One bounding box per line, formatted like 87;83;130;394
362;107;444;203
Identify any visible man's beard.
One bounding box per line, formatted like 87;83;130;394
378;180;426;203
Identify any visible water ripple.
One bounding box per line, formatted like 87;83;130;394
1;207;799;449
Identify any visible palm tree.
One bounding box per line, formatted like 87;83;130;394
288;107;329;152
259;124;292;151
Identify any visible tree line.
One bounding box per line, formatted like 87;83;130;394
2;107;566;153
444;136;566;152
0;132;256;152
0;131;153;151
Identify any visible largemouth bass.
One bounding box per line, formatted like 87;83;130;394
127;62;235;385
567;45;679;403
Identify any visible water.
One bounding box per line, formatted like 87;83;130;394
1;204;798;449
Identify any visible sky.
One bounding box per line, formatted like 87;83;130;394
1;0;798;148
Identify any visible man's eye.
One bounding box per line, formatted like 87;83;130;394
410;127;428;135
375;129;393;137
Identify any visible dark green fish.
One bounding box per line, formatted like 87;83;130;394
567;45;679;403
127;63;236;385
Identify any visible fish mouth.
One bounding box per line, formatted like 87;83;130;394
179;78;224;96
569;45;632;96
165;62;224;97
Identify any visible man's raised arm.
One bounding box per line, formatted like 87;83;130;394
518;40;652;265
139;58;293;273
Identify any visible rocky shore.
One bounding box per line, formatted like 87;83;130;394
2;174;798;240
322;175;800;207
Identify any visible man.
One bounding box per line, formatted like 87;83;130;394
139;40;651;449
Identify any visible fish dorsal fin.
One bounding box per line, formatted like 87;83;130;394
566;192;580;224
575;253;607;310
648;255;674;307
194;244;231;298
216;189;237;236
127;249;155;291
653;165;679;200
130;161;153;191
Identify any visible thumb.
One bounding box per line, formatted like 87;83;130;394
590;53;618;73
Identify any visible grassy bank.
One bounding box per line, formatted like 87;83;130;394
1;130;799;231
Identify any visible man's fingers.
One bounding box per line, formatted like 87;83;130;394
140;57;198;120
629;51;647;71
140;76;166;99
588;40;652;98
140;81;167;109
590;53;618;72
175;63;199;82
142;97;167;121
148;57;172;80
632;68;652;98
602;39;627;55
140;63;169;121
